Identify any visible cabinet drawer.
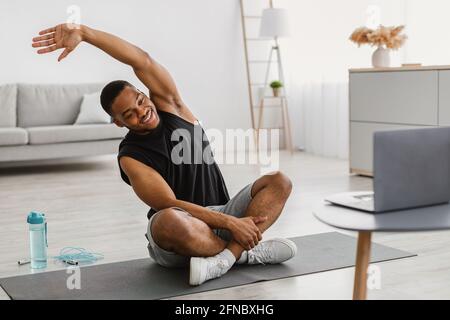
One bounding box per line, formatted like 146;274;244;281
350;121;433;174
350;71;438;125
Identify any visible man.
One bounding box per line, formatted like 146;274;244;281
32;23;297;286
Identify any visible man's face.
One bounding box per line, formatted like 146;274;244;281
111;86;160;133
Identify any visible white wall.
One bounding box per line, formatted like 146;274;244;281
404;0;450;65
3;0;449;158
275;0;407;158
278;0;407;82
0;0;251;133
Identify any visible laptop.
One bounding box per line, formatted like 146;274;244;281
325;127;450;213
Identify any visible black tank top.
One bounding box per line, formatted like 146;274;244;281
117;110;230;219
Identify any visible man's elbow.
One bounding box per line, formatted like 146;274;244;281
133;51;153;70
150;198;179;212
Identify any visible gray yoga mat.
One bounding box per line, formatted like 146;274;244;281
0;232;415;300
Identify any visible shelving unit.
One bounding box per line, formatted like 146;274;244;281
239;0;294;152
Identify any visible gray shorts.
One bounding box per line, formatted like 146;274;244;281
146;183;254;268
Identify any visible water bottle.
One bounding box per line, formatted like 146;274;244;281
27;211;48;269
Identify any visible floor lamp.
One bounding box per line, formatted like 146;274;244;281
258;7;293;153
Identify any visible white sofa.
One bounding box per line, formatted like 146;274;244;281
0;83;128;163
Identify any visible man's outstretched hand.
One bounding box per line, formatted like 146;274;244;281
32;23;83;62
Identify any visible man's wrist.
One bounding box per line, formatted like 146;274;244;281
207;207;235;230
80;25;93;43
222;214;236;231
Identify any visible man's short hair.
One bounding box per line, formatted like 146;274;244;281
100;80;134;116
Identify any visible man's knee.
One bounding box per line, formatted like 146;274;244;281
268;171;292;196
151;207;196;250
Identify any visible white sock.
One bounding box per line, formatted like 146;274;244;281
216;248;236;267
236;250;248;264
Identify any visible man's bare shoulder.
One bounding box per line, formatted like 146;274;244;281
150;90;198;125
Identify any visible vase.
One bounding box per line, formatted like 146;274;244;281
272;88;281;97
372;46;390;68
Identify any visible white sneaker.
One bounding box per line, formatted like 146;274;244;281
189;256;232;286
247;238;297;265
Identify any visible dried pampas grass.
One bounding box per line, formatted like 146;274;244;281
349;25;407;50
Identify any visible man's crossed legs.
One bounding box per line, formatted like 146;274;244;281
145;171;296;285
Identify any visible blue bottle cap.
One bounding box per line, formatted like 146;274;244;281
27;211;45;224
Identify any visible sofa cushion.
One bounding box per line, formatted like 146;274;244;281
0;84;17;127
27;124;128;145
0;128;28;146
74;91;111;124
17;83;104;127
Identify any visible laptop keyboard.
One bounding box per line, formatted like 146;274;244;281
349;194;374;211
353;194;374;201
351;199;375;211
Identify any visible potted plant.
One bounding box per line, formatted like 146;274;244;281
349;25;407;68
270;80;283;97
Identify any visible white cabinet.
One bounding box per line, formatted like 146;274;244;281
438;70;450;126
349;66;450;176
350;122;430;175
350;71;438;125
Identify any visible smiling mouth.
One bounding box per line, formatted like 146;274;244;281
141;109;154;124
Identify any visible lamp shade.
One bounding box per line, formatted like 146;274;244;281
259;8;290;38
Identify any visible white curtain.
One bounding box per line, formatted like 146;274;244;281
288;81;349;158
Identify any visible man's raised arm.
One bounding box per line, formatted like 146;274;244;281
32;23;182;109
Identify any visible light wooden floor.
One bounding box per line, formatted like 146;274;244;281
1;151;449;300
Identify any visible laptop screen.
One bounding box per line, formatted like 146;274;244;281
373;127;450;212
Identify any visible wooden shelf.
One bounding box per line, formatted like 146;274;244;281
248;60;278;63
253;104;282;108
245;38;273;41
240;0;294;154
349;65;450;73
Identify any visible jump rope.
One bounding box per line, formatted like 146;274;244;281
18;247;104;266
52;247;104;265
